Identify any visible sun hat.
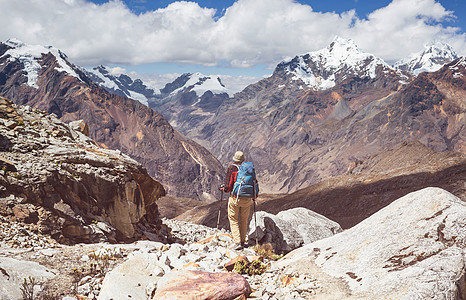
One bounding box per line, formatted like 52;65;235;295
232;151;245;163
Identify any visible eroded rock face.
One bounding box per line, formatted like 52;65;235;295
277;187;466;299
0;97;167;243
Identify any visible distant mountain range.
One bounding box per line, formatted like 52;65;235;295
0;37;463;197
157;37;464;194
86;37;458;108
276;36;403;91
85;66;232;107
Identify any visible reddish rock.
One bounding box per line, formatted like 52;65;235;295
196;233;234;245
151;270;251;300
182;262;201;269
224;256;249;272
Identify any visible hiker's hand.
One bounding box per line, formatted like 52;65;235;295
218;184;225;191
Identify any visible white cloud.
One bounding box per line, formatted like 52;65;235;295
108;66;127;75
0;0;464;68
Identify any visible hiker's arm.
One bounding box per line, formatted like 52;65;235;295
223;165;237;193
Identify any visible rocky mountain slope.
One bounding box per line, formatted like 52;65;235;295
0;39;224;201
0;96;168;244
1;187;464;299
258;141;465;229
394;42;458;76
176;40;464;194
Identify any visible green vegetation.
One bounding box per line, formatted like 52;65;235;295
233;258;268;276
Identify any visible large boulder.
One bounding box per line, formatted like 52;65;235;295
0;257;57;300
276;187;466;299
0;97;167;244
98;252;163;300
248;207;342;253
151;270;251;300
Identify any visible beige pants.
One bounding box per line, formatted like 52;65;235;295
227;196;252;244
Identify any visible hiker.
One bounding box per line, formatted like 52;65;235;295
220;151;259;250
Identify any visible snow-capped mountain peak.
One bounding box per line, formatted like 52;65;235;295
277;36;391;91
164;72;232;98
173;72;232;98
84;65;161;106
1;38;83;88
394;42;458;76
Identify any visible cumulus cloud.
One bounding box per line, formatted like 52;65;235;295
0;0;464;68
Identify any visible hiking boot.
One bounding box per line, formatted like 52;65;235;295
233;243;243;250
241;242;248;248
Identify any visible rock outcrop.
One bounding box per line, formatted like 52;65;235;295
248;207;343;254
0;96;167;243
276;187;466;299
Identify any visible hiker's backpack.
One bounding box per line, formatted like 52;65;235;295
232;162;259;198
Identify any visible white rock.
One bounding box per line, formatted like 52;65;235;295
98;253;160;300
77;282;91;295
278;187;466;299
0;257;57;300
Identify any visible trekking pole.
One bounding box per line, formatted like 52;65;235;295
253;181;258;246
216;188;223;230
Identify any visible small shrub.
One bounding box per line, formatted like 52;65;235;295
253;243;282;260
20;276;36;300
233;259;268;276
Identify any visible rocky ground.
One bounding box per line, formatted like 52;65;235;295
0;215;324;300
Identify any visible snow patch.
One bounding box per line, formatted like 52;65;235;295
126;90;149;106
449;57;466;79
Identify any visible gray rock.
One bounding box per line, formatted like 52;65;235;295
0;257;57;300
249;207;342;253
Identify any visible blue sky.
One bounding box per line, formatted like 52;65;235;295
1;0;465;90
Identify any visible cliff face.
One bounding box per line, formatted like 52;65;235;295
0;96;168;243
0;41;224;201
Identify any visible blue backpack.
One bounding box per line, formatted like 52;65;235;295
232;162;259;198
